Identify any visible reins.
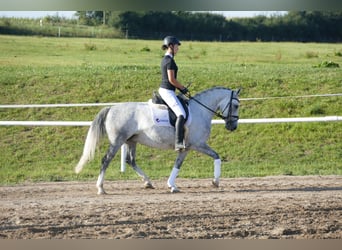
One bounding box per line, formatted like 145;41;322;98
188;95;226;119
186;90;239;120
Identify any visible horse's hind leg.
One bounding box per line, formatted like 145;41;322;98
96;143;121;194
125;142;154;189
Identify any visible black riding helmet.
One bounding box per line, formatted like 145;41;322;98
162;36;181;50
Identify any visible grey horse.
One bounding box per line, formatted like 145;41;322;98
75;87;240;193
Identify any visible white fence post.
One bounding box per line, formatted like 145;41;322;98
120;144;127;172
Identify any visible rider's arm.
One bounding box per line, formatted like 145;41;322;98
167;69;185;90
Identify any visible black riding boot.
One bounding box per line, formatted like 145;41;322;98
175;115;186;151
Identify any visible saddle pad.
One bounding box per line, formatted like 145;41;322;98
148;99;191;127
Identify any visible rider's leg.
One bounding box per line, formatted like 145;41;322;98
158;88;187;151
175;115;186;151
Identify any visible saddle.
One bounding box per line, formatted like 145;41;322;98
151;91;190;127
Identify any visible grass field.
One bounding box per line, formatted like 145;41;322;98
0;35;341;184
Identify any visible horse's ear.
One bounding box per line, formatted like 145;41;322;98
236;88;241;95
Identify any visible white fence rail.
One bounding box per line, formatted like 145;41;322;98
1;93;341;172
1;117;341;173
0;93;341;109
0;116;342;127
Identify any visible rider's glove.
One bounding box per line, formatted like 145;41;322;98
180;87;189;95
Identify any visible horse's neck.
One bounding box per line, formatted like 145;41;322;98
195;88;229;109
190;88;230;119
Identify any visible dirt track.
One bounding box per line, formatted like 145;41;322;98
0;175;341;239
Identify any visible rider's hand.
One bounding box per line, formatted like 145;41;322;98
180;87;189;95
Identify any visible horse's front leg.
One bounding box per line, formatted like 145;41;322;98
192;143;221;188
168;150;188;193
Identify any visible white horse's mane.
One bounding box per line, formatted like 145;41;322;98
192;86;231;100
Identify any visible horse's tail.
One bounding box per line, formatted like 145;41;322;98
75;107;110;174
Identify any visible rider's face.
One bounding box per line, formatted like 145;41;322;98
173;44;179;54
169;44;179;55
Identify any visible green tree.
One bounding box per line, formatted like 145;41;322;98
76;11;107;26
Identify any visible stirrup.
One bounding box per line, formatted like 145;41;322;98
175;142;186;151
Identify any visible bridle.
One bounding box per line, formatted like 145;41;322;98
222;90;240;122
187;89;240;122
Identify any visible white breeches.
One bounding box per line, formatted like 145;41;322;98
158;88;186;118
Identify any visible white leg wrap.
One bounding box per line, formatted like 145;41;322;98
214;159;221;179
96;172;105;194
167;167;179;187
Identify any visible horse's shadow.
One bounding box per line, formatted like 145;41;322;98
93;183;342;196
234;186;342;193
152;185;342;194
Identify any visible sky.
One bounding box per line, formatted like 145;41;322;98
0;11;288;19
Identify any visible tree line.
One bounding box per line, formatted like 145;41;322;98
1;11;341;42
75;11;342;42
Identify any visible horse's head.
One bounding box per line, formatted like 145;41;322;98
221;89;240;131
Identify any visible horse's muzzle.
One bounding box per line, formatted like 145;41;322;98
225;121;238;131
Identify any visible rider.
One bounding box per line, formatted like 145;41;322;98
158;36;189;151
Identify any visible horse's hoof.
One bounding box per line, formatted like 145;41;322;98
144;182;155;189
97;189;107;195
170;186;180;193
212;179;219;188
